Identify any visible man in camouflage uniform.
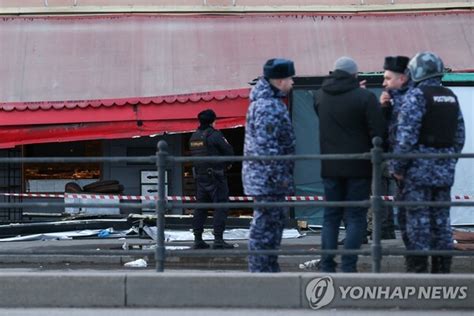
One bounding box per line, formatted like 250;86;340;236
381;56;411;154
390;52;465;273
243;58;296;272
369;56;411;242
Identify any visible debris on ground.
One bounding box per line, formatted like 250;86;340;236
124;258;147;268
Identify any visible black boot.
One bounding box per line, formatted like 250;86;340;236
339;232;369;245
406;256;428;273
431;256;441;273
440;256;452;273
212;233;234;249
381;230;396;240
193;232;210;250
432;256;451;274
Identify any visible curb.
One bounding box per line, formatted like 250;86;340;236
0;254;472;273
0;272;472;309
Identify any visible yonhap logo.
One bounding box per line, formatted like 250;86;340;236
305;276;335;309
305;276;468;310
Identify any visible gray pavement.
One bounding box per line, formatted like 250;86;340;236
0;231;472;273
0;231;471;311
0;309;471;316
0;271;472;310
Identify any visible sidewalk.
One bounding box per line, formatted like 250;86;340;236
0;231;473;310
0;309;471;316
0;230;472;273
0;271;472;309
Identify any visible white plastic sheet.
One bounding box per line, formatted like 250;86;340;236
0;227;302;242
124;258;147;268
0;228;136;242
143;226;303;242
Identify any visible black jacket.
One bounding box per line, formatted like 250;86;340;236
191;125;234;172
314;70;385;178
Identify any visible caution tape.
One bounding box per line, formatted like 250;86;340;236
0;192;473;201
0;192;320;201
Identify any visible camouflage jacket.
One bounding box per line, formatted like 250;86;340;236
242;78;296;196
389;78;465;187
386;81;412;152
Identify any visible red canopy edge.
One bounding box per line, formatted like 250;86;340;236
0;89;250;148
0;88;250;113
0;117;246;149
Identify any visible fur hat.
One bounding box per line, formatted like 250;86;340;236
263;58;295;79
384;56;410;74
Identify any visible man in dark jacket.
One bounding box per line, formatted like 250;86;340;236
314;57;385;272
189;109;235;249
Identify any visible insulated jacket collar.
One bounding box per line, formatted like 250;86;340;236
198;125;215;131
389;79;413;98
250;77;286;101
321;70;359;95
415;77;442;88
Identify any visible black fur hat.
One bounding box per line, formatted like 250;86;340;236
383;56;410;74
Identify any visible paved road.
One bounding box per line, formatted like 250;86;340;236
0;309;471;316
0;232;471;273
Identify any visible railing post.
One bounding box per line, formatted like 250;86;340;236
155;140;168;272
370;137;384;273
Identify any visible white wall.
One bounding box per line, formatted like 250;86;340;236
450;87;474;225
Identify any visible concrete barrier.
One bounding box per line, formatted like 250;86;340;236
0;272;125;307
0;272;472;309
126;273;301;308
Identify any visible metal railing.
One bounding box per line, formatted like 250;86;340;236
0;137;473;273
155;136;474;272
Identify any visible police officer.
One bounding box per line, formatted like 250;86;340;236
189;109;234;249
390;52;465;273
243;58;296;272
367;56;411;241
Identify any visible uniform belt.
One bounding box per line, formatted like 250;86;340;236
418;142;454;148
196;168;225;176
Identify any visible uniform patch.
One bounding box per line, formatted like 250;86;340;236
266;124;274;134
433;96;456;103
190;140;204;149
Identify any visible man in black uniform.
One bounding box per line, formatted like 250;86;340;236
189;109;235;249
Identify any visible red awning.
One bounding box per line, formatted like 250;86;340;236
0;12;472;147
0;89;250;148
1;12;472;104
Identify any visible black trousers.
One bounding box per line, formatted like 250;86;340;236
192;173;229;235
367;175;396;238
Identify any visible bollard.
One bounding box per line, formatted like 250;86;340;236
370;137;384;273
155;140;169;272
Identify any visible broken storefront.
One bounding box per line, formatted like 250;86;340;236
1;11;473;226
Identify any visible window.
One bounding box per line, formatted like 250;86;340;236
24;141;101;180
